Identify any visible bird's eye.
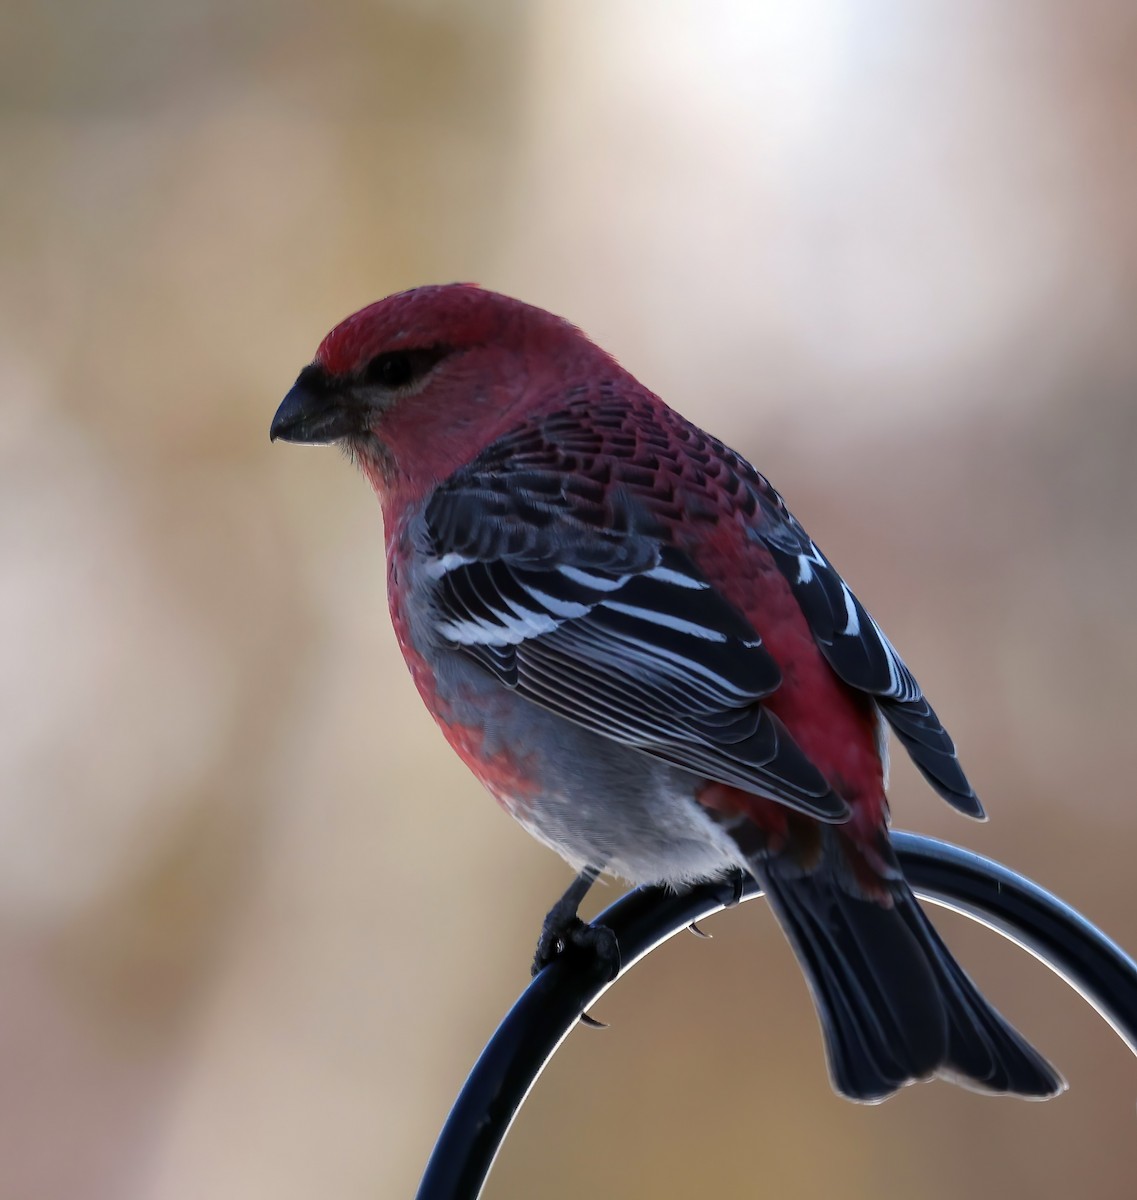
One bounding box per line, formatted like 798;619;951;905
363;348;446;389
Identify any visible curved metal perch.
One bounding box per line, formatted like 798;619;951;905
415;833;1137;1200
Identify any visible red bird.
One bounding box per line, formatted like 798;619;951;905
271;284;1062;1102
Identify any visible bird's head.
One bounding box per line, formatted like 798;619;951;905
270;284;615;503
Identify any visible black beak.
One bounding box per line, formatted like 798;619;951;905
270;369;363;445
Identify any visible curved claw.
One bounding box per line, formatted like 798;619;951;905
579;1011;609;1029
687;921;713;939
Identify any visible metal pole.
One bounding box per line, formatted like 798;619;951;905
416;833;1137;1200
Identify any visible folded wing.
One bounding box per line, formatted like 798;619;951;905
422;464;849;823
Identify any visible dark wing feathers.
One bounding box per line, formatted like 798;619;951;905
879;695;982;809
422;420;978;823
423;468;848;822
749;477;984;818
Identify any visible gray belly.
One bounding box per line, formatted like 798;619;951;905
437;650;746;887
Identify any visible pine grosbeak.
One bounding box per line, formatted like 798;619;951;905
271;284;1062;1102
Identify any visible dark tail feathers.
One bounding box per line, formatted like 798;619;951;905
754;850;1065;1103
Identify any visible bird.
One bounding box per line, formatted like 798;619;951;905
270;283;1063;1102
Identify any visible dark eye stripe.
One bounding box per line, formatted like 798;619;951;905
363;346;449;389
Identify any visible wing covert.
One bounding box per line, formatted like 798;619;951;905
421;455;850;823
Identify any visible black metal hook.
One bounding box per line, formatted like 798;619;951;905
416;832;1137;1200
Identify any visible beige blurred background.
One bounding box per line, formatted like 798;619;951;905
3;1;1137;1197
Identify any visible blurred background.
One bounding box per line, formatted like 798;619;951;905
3;1;1137;1196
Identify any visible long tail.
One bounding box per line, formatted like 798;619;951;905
751;835;1065;1103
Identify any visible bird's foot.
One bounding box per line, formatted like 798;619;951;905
531;866;621;1030
532;910;621;983
712;867;750;910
